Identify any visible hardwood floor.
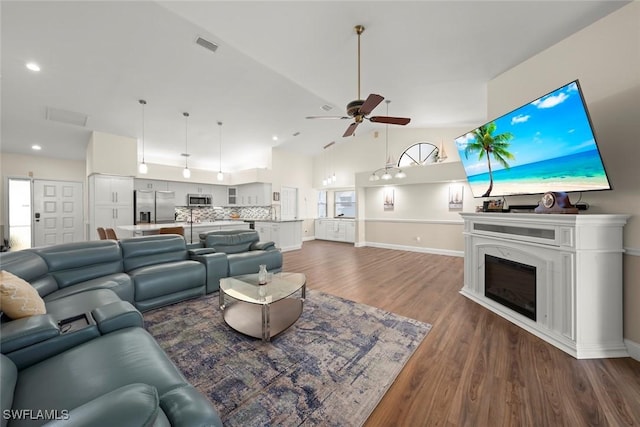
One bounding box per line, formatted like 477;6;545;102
283;240;640;427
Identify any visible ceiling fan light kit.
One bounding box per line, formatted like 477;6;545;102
369;100;406;182
306;25;411;138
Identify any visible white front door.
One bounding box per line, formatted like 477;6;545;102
33;180;84;247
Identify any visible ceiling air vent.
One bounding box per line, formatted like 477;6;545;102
46;107;88;127
321;104;333;112
195;36;219;53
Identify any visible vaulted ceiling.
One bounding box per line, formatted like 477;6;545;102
1;1;629;172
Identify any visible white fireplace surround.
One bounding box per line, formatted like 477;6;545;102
460;212;629;359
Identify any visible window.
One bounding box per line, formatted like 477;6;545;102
398;142;439;167
334;191;355;218
317;191;327;218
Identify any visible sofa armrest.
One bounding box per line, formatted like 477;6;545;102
92;301;144;334
1;315;59;353
189;251;228;294
188;247;218;256
160;385;223;427
44;383;161;427
185;242;203;250
250;241;276;251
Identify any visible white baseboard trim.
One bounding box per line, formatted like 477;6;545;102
625;339;640;362
302;236;315;242
360;241;464;257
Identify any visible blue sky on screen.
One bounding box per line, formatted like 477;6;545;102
455;81;598;176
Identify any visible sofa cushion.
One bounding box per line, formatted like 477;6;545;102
31;240;124;289
0;251;58;297
10;327;222;427
0;271;46;319
119;235;189;272
128;261;205;302
227;251;283;277
42;274;134;304
1;354;17;427
201;230;260;254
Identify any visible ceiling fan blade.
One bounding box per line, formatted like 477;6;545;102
343;122;359;137
369;116;411;125
306;115;350;120
359;94;384;116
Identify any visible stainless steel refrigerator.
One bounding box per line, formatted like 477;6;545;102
155;191;176;224
134;190;155;224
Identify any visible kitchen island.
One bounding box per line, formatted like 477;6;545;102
118;221;250;243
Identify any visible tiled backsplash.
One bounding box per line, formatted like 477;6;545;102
175;206;272;222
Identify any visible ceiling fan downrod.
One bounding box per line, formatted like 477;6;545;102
355;25;364;101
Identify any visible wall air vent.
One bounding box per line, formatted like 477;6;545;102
195;36;219;53
46;107;88;127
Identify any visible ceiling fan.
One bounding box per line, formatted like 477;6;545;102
306;25;411;137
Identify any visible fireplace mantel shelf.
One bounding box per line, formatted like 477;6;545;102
459;212;629;359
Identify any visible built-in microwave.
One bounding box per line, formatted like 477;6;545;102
187;194;213;207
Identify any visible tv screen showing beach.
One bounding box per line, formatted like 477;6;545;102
455;80;611;198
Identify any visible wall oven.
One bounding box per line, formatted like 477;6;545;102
187;194;213;207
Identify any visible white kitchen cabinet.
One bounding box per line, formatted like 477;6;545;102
255;222;272;242
89;175;134;240
168;181;188;206
235;183;272;206
134;179;168;191
255;221;302;252
314;219;354;243
227;187;237;205
345;220;356;243
212;185;227;207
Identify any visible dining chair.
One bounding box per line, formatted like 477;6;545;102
96;227;107;240
105;228;118;240
158;226;184;236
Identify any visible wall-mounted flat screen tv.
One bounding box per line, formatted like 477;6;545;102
454;80;611;198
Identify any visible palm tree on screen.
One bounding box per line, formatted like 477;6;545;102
464;122;515;197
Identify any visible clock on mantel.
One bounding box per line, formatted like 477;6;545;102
534;191;579;214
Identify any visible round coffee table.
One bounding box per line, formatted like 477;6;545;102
218;272;306;341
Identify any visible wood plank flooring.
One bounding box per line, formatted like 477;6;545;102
283;240;640;427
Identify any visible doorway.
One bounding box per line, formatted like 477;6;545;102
7;178;31;251
6;178;84;250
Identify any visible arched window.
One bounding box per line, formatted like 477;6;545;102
397;142;439;167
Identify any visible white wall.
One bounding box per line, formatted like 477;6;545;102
488;2;640;346
271;147;316;240
0;153;87;239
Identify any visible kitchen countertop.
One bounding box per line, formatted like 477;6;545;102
119;219;303;232
118;221;249;232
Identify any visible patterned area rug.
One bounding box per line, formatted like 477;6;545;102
144;290;431;426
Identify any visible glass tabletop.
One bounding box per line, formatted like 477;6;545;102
220;272;306;305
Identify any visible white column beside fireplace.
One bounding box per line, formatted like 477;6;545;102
460;212;628;359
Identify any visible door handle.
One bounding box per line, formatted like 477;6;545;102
34;212;40;223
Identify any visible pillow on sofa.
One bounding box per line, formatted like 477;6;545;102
0;270;46;319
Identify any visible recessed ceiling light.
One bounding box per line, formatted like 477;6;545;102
272;136;278;141
31;145;42;150
26;62;41;72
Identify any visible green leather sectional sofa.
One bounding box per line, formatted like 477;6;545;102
1;231;283;426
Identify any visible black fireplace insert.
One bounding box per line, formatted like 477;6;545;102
484;254;536;321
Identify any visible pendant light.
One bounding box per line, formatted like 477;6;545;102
138;99;148;174
369;100;406;181
182;112;191;179
217;121;224;181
